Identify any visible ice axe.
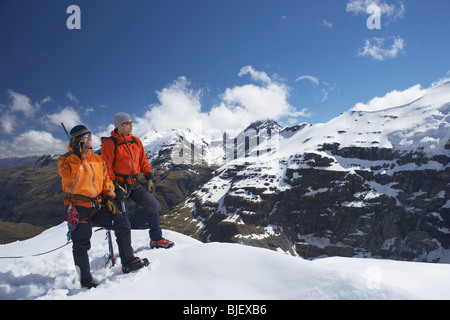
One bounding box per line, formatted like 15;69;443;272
105;228;116;267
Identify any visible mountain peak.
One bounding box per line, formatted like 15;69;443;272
244;119;282;133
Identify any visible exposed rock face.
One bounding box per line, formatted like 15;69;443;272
172;145;449;262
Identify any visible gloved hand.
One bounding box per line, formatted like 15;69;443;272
113;180;128;201
71;138;85;159
145;173;155;194
104;196;118;215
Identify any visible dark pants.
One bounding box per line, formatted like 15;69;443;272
69;205;134;281
128;185;162;241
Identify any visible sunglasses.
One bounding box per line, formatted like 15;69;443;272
122;121;132;126
81;133;92;139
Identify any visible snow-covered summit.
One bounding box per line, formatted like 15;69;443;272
281;81;450;155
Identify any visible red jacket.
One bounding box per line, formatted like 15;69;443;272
101;130;152;185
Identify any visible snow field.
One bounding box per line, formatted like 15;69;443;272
1;223;450;300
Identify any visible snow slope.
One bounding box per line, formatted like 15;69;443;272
281;81;450;155
1;223;450;300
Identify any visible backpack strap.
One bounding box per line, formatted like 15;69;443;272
109;136;138;155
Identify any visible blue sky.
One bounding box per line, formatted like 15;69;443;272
1;0;449;157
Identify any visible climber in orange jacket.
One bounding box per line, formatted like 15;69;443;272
59;127;115;208
59;124;148;289
101;112;174;249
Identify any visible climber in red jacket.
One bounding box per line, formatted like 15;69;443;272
101;112;174;249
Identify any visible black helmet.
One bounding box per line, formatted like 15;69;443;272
70;125;90;139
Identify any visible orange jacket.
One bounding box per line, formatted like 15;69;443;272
101;130;152;185
58;144;115;207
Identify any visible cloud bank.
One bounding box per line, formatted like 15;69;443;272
135;66;307;137
1;66;310;157
0;90;85;157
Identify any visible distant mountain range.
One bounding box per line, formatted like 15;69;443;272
0;155;41;168
1;82;449;262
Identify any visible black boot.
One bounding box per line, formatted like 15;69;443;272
81;276;99;289
122;257;149;274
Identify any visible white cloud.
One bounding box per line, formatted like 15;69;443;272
206;66;305;134
84;107;94;116
295;75;336;103
320;82;336;103
0;113;15;134
221;83;291;119
0;89;88;156
295;75;319;86
134;66;308;137
45;107;82;131
2;90;42;134
0;130;67;158
358;36;405;61
347;1;406;61
133;76;203;136
351;84;428;112
431;75;450;88
238;65;272;85
317;19;334;29
346;0;406;22
41;96;53;104
66;91;79;103
8;89;37;118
